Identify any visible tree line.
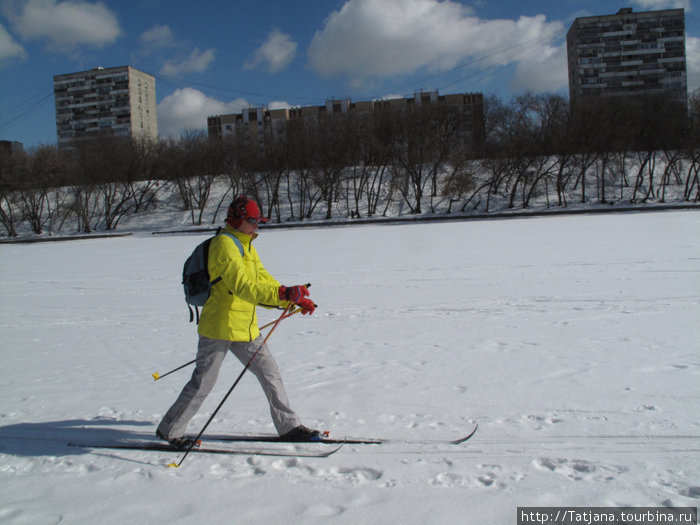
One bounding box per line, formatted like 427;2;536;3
1;90;699;237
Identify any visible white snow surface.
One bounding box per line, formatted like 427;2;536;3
1;211;699;524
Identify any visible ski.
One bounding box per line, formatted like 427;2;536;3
202;423;478;446
68;441;344;458
202;434;380;445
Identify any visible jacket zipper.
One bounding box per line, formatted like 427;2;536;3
245;238;256;341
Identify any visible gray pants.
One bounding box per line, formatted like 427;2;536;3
157;335;301;439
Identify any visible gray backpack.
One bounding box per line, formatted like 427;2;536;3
182;230;244;323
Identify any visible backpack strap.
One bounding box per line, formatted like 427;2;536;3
189;231;246;324
204;231;245;307
190;305;199;324
206;233;243;291
217;232;244;258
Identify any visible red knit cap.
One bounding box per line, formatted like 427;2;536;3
226;196;269;228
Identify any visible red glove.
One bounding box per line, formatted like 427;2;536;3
279;285;315;315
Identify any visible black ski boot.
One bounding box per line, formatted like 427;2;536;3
280;425;323;442
156;429;198;450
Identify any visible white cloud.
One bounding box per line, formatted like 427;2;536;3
160;47;216;76
686;36;700;93
631;0;691;11
308;0;565;92
4;0;120;52
268;100;291;109
244;29;297;73
157;87;248;137
510;42;568;93
140;24;175;49
141;26;214;75
0;22;26;63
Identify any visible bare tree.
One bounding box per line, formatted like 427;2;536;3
0;149;22;237
13;146;69;234
165;131;224;225
128;138;165;214
65;140;104;233
683;89;700;201
311;116;351;219
362;108;396;217
441;155;476;213
390;104;467;214
92;137;138;230
249;127;294;222
284;119;325;220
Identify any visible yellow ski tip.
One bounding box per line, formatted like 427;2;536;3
167;463;180;468
152;372;160;381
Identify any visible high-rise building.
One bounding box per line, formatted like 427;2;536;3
567;7;686;107
53;66;157;147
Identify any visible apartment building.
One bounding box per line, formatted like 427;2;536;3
0;140;23;157
208;90;484;147
53;66;157;147
567;7;687;107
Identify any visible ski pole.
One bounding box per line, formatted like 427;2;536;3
168;303;294;468
152;360;195;381
151;306;305;381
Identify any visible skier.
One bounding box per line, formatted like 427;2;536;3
157;195;320;448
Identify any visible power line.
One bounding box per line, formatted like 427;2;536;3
152;72;320;107
153;24;569;109
409;25;569;95
0;91;54;133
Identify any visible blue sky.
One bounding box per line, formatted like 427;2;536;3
1;0;697;149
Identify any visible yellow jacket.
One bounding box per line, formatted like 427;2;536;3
198;226;286;341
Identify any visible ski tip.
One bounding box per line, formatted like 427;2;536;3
152;372;160;381
451;424;479;444
167;462;180;468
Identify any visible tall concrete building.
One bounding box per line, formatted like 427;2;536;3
567;7;686;107
53;66;157;147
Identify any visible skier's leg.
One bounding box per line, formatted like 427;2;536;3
229;337;301;435
157;336;228;439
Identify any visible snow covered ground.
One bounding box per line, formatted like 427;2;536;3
1;210;698;524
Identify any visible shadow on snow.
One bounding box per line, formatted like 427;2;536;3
0;418;153;458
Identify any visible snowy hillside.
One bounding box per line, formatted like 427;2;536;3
2;151;698;240
0;210;698;524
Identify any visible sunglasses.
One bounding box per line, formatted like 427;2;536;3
245;217;260;225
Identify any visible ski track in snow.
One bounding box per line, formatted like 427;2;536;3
1;211;699;524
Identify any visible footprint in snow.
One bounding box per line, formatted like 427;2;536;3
533;457;627;482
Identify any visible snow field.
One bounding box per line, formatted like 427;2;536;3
0;210;698;524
